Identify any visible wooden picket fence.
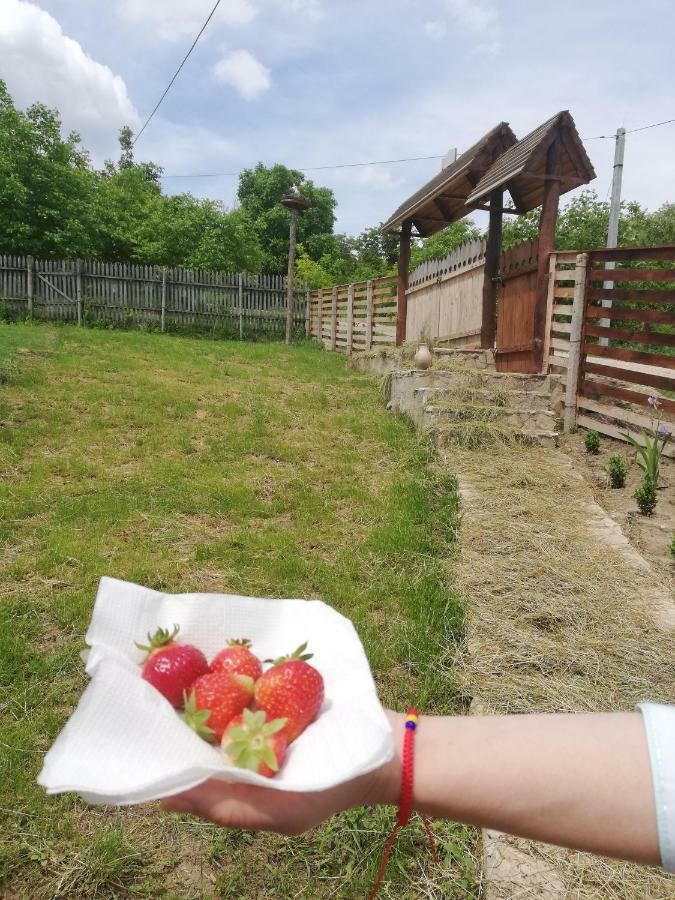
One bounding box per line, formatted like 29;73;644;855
0;254;308;338
405;238;486;346
546;246;675;453
307;275;398;352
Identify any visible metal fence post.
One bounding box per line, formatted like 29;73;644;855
563;252;588;433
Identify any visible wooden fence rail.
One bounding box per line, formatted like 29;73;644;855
547;245;675;454
0;254;308;338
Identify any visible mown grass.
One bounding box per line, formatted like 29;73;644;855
0;323;475;899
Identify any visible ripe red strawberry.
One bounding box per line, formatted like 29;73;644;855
136;625;209;707
222;708;288;777
182;672;254;742
211;639;262;681
254;642;324;744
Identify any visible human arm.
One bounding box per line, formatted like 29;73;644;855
162;709;663;868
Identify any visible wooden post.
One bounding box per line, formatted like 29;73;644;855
346;283;355;356
27;255;34;319
305;286;311;339
330;285;338;351
160;266;167;332
540;252;557;374
317;288;324;346
365;279;374;350
534;138;561;370
480;188;503;349
285;207;299;345
75;259;83;326
563;253;588;433
395;220;411;346
238;273;244;340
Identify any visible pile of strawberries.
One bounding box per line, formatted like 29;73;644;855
135;626;324;778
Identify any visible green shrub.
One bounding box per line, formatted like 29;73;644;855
670;534;675;561
606;454;627;488
634;478;657;516
584;429;600;455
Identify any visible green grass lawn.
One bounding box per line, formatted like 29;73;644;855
0;323;475;899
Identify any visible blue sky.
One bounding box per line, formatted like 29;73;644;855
1;0;674;234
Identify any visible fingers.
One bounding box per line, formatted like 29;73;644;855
161;780;297;832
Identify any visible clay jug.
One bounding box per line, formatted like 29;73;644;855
414;343;432;370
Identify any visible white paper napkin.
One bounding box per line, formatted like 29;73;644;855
38;577;393;805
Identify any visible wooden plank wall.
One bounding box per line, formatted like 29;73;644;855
0;254;307;337
307;275;397;352
547;246;675;454
405;238;486;346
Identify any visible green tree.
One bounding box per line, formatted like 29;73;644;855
410;219;481;268
0;80;96;258
237;163;336;272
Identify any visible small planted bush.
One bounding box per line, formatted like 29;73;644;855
634;478;657;516
584;429;600;455
670;534;675;561
606;454;627;488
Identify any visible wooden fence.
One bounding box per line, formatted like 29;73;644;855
307;275;397;352
0;254;308;338
405;238;486;346
546;246;675;453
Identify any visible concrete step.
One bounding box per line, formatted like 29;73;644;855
430;423;560;450
417;368;562;396
424;404;557;433
414;386;554;413
432;348;495;370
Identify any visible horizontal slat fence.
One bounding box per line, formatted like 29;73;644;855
308;275;397;353
0;254;307;339
547;246;675;454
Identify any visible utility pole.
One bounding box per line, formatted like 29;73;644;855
599;127;626;343
281;186;311;345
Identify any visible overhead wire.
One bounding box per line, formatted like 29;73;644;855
158;116;674;179
132;0;223;147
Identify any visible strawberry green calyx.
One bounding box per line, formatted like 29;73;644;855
264;641;313;667
223;708;287;773
182;689;216;742
227;638;252;649
134;624;180;659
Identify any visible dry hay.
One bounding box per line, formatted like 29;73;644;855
445;444;675;898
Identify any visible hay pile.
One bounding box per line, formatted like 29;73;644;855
445;444;675;897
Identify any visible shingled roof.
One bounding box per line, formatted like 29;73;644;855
465;110;595;212
381;122;517;236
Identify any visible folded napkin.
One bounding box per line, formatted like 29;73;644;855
38;577;393;804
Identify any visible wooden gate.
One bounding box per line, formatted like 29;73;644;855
495;240;540;372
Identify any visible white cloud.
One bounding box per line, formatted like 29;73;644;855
424;20;447;40
212;49;271;100
115;0;258;41
0;0;139;159
442;0;500;53
444;0;498;32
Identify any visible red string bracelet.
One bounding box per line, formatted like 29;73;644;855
368;708;439;899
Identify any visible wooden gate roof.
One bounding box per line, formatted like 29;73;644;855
381;122;516;237
465;110;595;212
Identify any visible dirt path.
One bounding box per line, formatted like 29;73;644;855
447;442;675;899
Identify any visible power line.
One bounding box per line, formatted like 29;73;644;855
132;0;223;147
159;153;444;178
583;116;675;139
154;115;674;178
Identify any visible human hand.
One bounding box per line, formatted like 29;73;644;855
161;711;401;835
